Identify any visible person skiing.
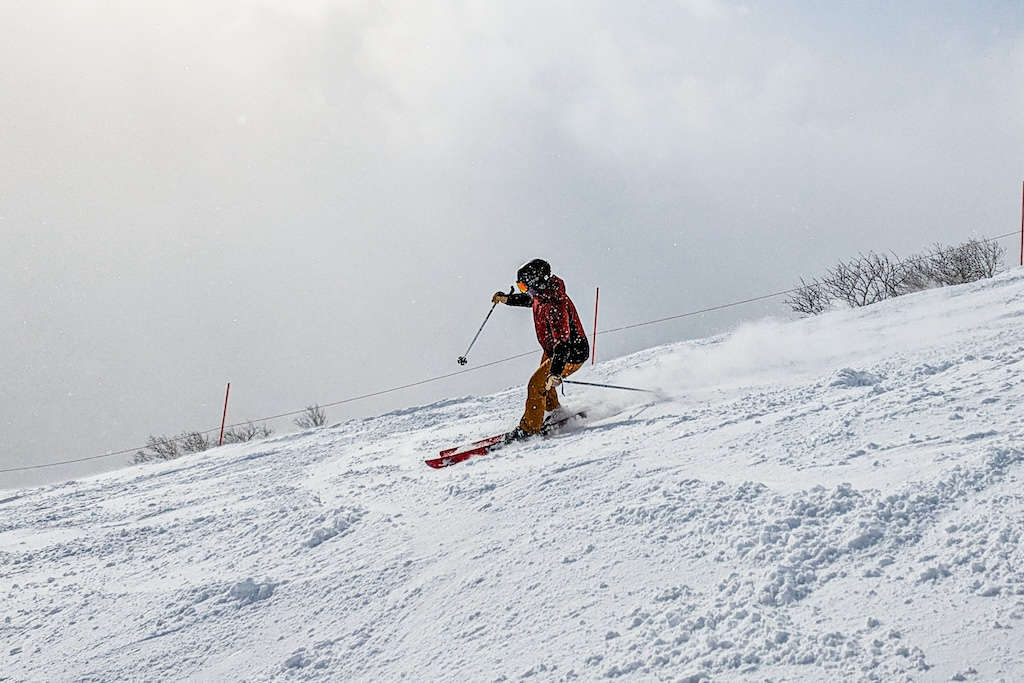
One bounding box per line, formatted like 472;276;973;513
492;259;590;440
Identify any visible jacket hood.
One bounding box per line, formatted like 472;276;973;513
533;275;565;302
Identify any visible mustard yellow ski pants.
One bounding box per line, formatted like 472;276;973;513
519;355;584;435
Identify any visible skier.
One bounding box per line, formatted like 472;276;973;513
492;259;590;441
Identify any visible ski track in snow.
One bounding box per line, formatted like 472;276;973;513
3;271;1024;682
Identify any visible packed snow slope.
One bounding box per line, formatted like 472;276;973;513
4;271;1024;682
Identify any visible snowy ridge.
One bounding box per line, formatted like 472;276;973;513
3;270;1024;681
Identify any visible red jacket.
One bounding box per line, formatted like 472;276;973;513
507;276;590;375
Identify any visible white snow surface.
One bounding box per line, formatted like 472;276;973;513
3;271;1024;682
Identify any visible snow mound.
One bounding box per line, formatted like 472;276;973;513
229;578;278;605
303;507;365;549
830;368;884;388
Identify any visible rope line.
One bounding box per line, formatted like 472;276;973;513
601;230;1018;335
2;230;1018;475
196;350;540;435
0;351;540;475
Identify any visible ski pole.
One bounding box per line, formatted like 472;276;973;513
561;379;657;393
457;287;512;366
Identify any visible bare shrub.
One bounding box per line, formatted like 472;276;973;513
786;278;831;316
222;422;273;443
899;256;936;294
822;258;870;308
787;238;1003;316
294;405;327;429
917;239;1004;286
871;252;915;299
134;431;210;463
972;239;1005;278
134;435;180;463
821;252;908;308
179;431;213;453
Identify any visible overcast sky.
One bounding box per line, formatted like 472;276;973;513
2;0;1022;489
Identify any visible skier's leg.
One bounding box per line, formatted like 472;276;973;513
544;361;584;410
519;359;554;434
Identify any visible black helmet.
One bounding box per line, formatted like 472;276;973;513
517;258;552;291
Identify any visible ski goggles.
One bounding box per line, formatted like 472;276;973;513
516;281;529;293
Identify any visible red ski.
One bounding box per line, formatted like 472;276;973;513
425;434;508;469
425;412;585;469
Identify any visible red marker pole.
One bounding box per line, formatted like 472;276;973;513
1019;180;1023;267
218;382;231;446
591;286;600;365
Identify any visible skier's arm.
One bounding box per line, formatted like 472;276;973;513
547;299;573;376
504;292;532;307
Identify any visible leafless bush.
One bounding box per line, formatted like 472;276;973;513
222;422;273;443
973;239;1005;278
294;404;327;429
179;431;213;453
915;239;1004;286
821;252;909;308
785;278;831;316
134;435;180;463
134;421;273;463
899;257;935;294
134;431;210;463
788;238;1004;316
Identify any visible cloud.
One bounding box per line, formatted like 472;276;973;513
1;1;1021;487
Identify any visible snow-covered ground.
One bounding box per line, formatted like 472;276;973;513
3;270;1024;682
